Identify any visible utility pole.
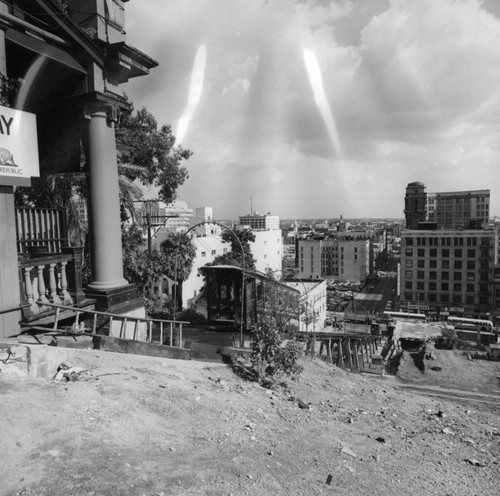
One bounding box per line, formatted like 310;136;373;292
137;200;180;255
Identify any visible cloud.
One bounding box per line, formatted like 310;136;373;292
124;0;500;218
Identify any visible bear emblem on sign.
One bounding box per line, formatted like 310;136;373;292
0;147;16;166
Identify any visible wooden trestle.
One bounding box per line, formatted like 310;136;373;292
296;332;384;373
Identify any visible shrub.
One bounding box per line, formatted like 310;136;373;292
250;326;303;387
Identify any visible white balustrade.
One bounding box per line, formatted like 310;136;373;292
21;259;74;313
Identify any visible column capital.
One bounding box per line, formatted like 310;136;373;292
84;100;120;124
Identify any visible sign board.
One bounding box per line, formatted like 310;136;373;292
0;105;39;185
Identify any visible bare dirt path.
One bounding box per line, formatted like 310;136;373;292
1;348;499;496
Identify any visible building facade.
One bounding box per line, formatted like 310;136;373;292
0;0;157;336
404;182;490;230
399;229;498;318
251;230;283;275
297;236;371;282
427;190;490;229
284;280;327;333
239;213;280;231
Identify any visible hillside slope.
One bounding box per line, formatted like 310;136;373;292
0;348;499;496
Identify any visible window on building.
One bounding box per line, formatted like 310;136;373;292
417;281;424;290
453;283;462;292
406;237;413;246
442;249;449;257
430;249;437;257
417;271;425;279
405;281;413;289
429;260;437;269
453;237;464;246
454;260;462;269
441;282;449;291
201;251;206;257
467;249;475;258
442;260;449;269
467;261;475;270
429;271;437;279
454;272;462;281
467;273;475;281
441;294;449;303
404;292;413;300
454;249;462;257
417;249;425;257
453;294;462;304
405;270;412;279
429;282;436;291
428;293;437;302
211;250;216;255
466;295;475;304
405;249;413;256
466;284;475;293
442;272;449;280
417;259;425;268
405;260;413;268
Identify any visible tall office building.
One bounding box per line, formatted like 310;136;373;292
238;212;282;275
399;229;498;317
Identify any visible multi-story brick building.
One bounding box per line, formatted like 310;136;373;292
399;229;498;318
427;190;490;229
298;236;371;282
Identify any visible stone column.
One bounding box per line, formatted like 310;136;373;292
85;103;128;291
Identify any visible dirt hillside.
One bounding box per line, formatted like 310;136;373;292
0;347;499;496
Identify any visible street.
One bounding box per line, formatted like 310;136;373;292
352;275;398;315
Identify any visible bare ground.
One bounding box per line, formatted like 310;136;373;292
1;347;499;496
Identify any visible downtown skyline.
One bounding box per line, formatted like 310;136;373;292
123;0;500;219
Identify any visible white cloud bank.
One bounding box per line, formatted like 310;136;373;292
124;0;500;219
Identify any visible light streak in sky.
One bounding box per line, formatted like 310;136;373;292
175;44;207;145
303;48;343;158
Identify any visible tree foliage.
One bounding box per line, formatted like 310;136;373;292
209;228;256;270
250;328;303;388
116;104;192;205
159;232;197;282
121;226;196;315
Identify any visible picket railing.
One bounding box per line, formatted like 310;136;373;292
24;302;189;347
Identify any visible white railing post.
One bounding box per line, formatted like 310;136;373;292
48;263;61;304
59;261;73;303
24;266;39;314
36;264;50;306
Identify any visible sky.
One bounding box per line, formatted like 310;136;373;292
123;0;500;220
